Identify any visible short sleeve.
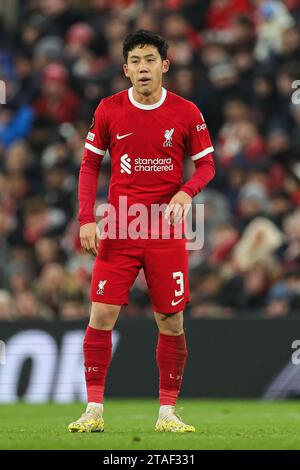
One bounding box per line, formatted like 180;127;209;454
187;103;214;161
84;100;109;156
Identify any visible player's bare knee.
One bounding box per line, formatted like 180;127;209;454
155;311;184;336
160;326;184;336
159;320;184;335
90;302;120;329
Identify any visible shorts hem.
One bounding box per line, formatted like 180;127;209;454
90;297;128;306
152;302;188;314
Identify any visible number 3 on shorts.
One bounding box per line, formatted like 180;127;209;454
173;271;184;297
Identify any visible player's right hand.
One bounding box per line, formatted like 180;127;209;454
80;222;100;257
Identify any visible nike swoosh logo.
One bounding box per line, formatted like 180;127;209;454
117;132;133;140
171;298;184;306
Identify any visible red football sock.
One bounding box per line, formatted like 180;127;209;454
83;326;112;404
156;333;188;406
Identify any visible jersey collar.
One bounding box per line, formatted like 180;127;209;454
128;87;167;110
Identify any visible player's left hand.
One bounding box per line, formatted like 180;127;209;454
164;191;192;225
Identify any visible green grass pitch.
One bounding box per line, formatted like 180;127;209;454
1;399;300;450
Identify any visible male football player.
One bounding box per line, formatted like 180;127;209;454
68;30;215;433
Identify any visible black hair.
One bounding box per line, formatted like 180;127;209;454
123;30;168;62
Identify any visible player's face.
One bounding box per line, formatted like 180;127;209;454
123;45;169;97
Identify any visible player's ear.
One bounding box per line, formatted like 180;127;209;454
123;63;130;78
162;59;170;74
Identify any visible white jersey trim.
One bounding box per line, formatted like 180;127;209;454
128;87;167;110
85;142;106;156
190;146;214;161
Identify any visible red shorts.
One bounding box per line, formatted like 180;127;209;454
91;239;190;313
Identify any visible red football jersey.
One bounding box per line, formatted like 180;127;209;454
80;87;214;239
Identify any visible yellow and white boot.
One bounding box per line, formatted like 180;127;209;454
68;403;104;433
155;405;195;433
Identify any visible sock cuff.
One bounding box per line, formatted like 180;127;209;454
158;332;186;346
88;402;103;408
85;326;112;342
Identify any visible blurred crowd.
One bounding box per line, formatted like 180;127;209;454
1;0;300;321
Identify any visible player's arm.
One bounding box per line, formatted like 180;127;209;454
78;101;109;256
165;104;215;225
180;152;215;198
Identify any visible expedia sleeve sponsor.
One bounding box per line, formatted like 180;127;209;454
187;103;214;161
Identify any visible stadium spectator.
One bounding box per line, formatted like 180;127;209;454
34;63;80;123
0;290;14;320
59;291;89;321
0;102;34;150
33;262;85;315
15;290;54;320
